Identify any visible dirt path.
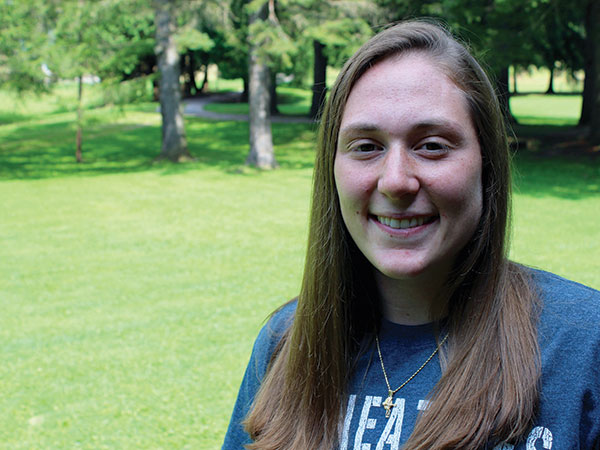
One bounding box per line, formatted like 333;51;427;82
183;92;313;124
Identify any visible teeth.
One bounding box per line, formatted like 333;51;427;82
377;216;426;229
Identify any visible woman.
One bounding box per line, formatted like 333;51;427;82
222;20;600;449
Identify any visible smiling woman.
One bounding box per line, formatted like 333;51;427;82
335;53;483;323
222;20;600;450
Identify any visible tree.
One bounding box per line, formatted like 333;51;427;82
246;0;278;169
154;0;191;162
0;0;54;92
525;0;585;97
217;0;251;100
587;0;600;143
310;39;327;118
50;0;117;162
2;0;158;161
171;0;219;98
272;0;376;118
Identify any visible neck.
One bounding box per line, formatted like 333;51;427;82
374;269;448;325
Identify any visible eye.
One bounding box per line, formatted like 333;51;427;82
415;140;452;158
419;141;450;151
350;142;383;153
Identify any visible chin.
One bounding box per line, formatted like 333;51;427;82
377;264;429;280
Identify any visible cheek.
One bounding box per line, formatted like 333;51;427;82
337;179;372;218
454;163;483;221
431;161;483;218
334;160;364;207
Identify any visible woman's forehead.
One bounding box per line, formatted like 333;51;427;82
338;53;473;137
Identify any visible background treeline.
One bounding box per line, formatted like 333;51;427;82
1;0;598;166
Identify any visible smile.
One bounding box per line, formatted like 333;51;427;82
375;215;436;230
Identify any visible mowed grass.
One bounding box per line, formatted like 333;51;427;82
510;94;582;126
1;87;598;449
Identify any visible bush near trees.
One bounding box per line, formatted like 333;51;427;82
1;0;598;166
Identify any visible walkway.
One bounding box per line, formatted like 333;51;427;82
182;92;314;124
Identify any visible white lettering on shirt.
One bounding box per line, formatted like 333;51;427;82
526;426;553;450
340;394;554;450
340;395;357;449
354;396;382;450
375;398;405;450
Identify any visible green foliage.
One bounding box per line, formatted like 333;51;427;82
175;28;214;53
248;14;298;71
219;0;378;89
275;0;378;86
47;0;155;80
376;0;586;77
101;76;157;106
0;0;54;91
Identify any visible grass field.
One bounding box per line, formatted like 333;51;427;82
1;83;598;449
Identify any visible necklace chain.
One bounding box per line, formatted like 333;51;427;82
375;332;448;418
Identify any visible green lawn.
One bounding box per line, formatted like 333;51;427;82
510;94;582;126
1;88;598;449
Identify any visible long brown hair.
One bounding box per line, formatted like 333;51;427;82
245;20;540;449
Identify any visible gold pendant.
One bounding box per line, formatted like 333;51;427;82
382;390;394;418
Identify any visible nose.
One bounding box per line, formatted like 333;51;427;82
377;148;420;199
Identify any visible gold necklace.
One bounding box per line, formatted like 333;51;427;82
375;333;448;418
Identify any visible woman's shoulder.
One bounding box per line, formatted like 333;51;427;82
525;267;600;349
257;299;297;344
246;299;297;383
521;269;600;447
527;267;600;322
221;301;297;449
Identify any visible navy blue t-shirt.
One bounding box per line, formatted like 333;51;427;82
222;270;600;449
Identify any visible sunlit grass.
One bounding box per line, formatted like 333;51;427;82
510;94;582;125
510;153;600;288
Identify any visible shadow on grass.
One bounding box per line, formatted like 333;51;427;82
511;124;600;199
513;153;600;199
0;117;316;180
0;112;32;125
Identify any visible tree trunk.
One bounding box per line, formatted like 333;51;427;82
511;66;517;95
310;40;327;119
496;65;515;123
246;3;277;169
182;51;199;97
76;75;83;163
270;71;279;115
153;76;160;101
588;0;600;143
546;64;555;94
199;64;209;92
579;0;595;126
154;0;190;162
241;76;249;102
75;0;84;163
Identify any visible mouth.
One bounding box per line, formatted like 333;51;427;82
374;215;437;230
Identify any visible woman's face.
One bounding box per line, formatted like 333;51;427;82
334;52;483;283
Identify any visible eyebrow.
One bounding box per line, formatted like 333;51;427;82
339;119;466;137
338;122;380;134
412;120;465;135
